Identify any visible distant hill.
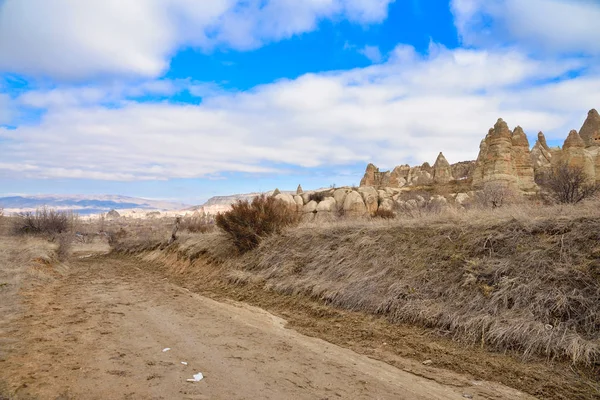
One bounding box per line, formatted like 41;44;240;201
0;195;188;216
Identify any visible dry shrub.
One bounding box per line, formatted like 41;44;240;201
12;207;76;235
55;233;73;261
180;216;215;233
395;192;443;218
216;194;300;252
472;182;519;209
308;192;326;202
372;208;396;219
543;163;600;204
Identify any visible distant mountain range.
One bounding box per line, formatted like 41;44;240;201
0;195;188;216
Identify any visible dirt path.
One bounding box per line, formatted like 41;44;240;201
1;255;535;400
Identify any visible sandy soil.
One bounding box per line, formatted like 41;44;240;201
0;254;534;400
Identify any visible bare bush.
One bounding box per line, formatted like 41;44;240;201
473;182;518;209
12;207;77;235
216;194;300;252
543;163;600;204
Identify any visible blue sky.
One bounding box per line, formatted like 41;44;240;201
1;0;600;205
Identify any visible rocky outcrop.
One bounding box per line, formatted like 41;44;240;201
296;184;303;194
360;157;474;189
478;119;519;188
333;188;349;211
530;131;554;183
560;130;596;180
359;163;379;187
511;126;536;190
342;191;367;217
470;133;490;189
579;109;600;148
451;161;475;180
106;209;120;220
354;109;600;203
275;193;296;208
358;186;379;215
471;120;536;191
432;152;452;184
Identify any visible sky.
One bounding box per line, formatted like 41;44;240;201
1;0;600;205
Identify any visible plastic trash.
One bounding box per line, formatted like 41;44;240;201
162;348;171;352
181;362;188;365
186;372;204;382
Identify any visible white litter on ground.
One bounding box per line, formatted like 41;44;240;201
181;362;188;365
162;347;171;352
186;372;204;382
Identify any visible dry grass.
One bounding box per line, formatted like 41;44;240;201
0;233;65;349
112;198;600;365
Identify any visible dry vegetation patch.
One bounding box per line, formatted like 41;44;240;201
233;216;600;365
113;200;600;367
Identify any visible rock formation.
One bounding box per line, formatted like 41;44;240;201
510;126;536;191
358;186;379;215
578;109;600;181
432;152;452;184
106;209;120;220
579;109;600;148
296;184;303;194
477;118;519;188
359;163;380;187
359;109;600;193
451;161;475;181
470;120;536;191
560;130;596;180
342;191;367;217
530;131;554;182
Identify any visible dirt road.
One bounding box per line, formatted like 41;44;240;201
1;255;534;400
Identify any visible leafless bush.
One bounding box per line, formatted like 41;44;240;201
543;163;600;204
12;207;77;235
473;182;518;209
216;194;300;252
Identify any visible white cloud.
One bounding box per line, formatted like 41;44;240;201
359;45;383;63
1;45;597;181
0;94;12;124
0;0;395;80
452;0;600;55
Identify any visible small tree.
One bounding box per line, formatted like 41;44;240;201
216;195;299;252
544;163;600;204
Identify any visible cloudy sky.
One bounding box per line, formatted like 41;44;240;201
1;0;599;204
